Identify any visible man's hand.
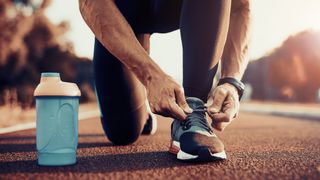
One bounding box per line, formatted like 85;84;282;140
205;83;240;131
79;0;192;120
146;73;193;121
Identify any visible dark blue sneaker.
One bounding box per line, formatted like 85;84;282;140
169;97;226;162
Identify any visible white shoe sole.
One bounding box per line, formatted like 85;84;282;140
144;98;157;135
148;113;157;135
170;141;227;161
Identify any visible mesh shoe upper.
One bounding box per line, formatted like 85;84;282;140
171;97;224;155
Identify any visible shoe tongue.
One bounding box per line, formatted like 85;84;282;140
186;97;205;110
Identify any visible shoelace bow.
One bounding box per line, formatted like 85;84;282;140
181;105;212;133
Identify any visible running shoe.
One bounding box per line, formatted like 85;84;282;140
142;99;157;135
169;97;227;162
142;113;157;135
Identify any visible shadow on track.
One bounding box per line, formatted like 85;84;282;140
0;151;202;174
0;134;106;141
0;134;109;153
0;142;111;154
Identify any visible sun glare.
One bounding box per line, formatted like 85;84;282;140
299;11;320;30
46;0;320;63
291;0;320;31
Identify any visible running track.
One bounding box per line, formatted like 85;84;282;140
0;112;319;179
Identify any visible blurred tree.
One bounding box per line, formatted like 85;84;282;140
243;30;320;102
0;0;94;108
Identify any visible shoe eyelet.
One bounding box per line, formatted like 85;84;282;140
182;125;190;130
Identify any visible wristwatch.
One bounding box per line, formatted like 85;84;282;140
217;77;245;100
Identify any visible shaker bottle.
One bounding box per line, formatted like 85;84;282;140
34;72;81;166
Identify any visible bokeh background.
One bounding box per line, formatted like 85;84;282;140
0;0;320;126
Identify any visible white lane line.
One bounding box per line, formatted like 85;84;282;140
78;110;100;120
0;122;36;135
0;110;100;135
240;105;320;120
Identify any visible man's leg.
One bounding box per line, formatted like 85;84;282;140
180;0;232;101
93;34;151;145
164;0;232;161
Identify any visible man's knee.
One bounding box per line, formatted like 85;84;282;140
99;104;148;145
106;130;140;145
100;116;141;145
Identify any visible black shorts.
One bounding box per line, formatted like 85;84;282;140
115;0;183;34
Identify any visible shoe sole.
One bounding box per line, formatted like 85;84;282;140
169;141;227;162
143;99;157;135
141;113;158;135
149;113;157;135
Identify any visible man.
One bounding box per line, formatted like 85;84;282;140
79;0;250;162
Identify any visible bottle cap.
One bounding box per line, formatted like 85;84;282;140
34;72;81;97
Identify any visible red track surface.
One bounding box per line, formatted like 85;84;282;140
0;112;319;179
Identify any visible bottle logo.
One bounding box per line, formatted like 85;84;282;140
58;103;75;144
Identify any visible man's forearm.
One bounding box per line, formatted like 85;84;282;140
221;0;251;80
79;0;164;85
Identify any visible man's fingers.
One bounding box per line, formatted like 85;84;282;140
204;98;213;107
209;95;237;120
222;95;238;119
210;103;236;123
175;88;193;114
206;83;241;131
211;121;229;131
169;101;188;120
210;112;231;122
210;113;233;131
208;88;227;114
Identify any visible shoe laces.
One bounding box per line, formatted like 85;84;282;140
180;105;212;133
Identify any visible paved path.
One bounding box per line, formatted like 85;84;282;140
0;113;319;179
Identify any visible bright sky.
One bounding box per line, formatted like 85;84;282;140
46;0;320;80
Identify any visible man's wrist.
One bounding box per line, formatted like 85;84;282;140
217;77;245;100
137;60;165;87
221;73;241;81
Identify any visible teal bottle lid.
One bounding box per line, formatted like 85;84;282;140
41;72;60;77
